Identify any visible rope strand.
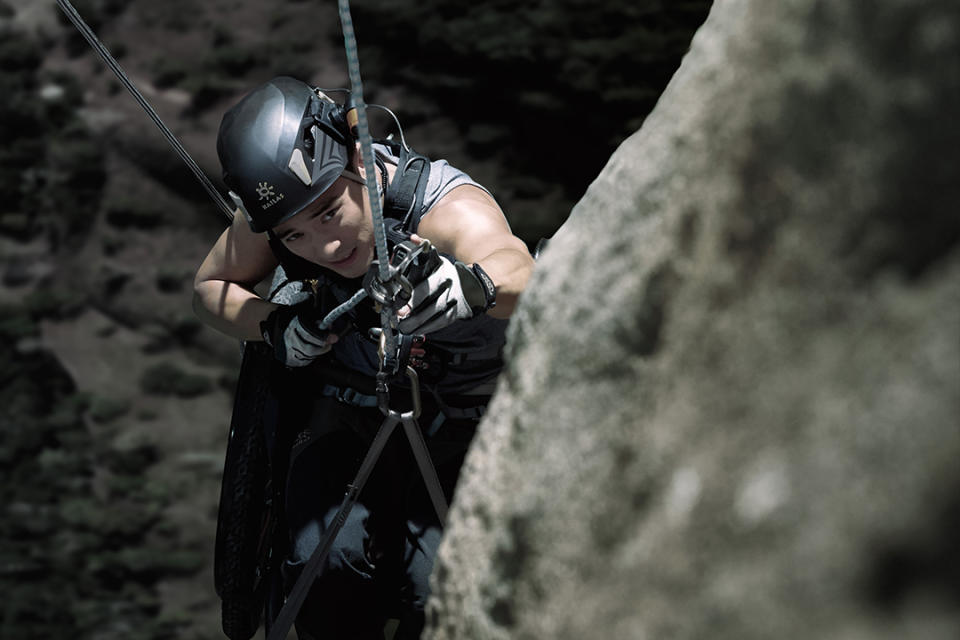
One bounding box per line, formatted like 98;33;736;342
54;0;235;223
317;289;368;331
337;0;398;358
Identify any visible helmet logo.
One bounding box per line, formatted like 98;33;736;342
256;182;276;200
256;181;285;211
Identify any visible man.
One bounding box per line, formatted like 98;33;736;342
194;76;533;639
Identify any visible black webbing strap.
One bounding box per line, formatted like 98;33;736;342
384;146;431;230
266;414;402;640
401;415;449;523
265;373;449;640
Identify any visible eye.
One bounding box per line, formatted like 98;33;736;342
284;232;302;244
320;210;337;222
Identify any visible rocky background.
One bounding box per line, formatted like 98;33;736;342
427;0;960;638
0;0;712;638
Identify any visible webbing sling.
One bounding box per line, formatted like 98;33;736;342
265;368;448;640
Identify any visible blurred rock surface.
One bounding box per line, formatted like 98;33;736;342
427;0;960;638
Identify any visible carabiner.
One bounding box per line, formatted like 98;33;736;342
376;366;422;419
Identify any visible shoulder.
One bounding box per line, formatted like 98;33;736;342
420;184;504;235
417;185;524;263
196;210;279;287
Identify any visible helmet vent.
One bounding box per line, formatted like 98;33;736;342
288;148;313;186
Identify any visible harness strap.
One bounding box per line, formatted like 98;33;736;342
321;382;488;421
424;404;485;438
267;368;450;640
319;383;379;408
384;146;432;230
265;413;402;640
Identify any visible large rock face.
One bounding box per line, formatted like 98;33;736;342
426;0;960;638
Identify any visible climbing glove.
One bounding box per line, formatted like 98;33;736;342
398;255;496;335
261;300;336;367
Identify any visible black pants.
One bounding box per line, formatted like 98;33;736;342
281;395;478;640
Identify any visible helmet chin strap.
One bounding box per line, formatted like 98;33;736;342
341;164;385;200
339;168;366;186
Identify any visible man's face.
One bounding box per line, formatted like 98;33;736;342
272;176;375;278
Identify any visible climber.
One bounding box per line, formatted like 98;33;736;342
193;76;533;639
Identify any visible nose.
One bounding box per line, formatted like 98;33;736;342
310;235;342;264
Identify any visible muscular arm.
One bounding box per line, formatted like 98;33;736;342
417;186;534;319
192;211;281;341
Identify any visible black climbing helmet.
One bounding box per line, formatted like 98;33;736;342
217;76;354;233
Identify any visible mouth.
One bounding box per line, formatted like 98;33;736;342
328;247;358;268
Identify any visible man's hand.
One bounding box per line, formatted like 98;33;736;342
397;236;496;335
261;301;339;367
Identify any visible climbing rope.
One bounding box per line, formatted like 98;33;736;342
265;7;447;640
54;0;235;223
337;0;399;362
316;288;368;331
338;0;389;281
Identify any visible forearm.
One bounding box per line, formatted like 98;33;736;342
193;279;277;341
474;247;534;319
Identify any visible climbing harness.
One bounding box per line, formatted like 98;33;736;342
265;3;453;634
266;3;454;639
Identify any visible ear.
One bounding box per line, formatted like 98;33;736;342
352;142;365;174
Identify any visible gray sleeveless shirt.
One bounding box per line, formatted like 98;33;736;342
271;144;508;394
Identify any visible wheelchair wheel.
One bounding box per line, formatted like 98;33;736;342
214;341;278;640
